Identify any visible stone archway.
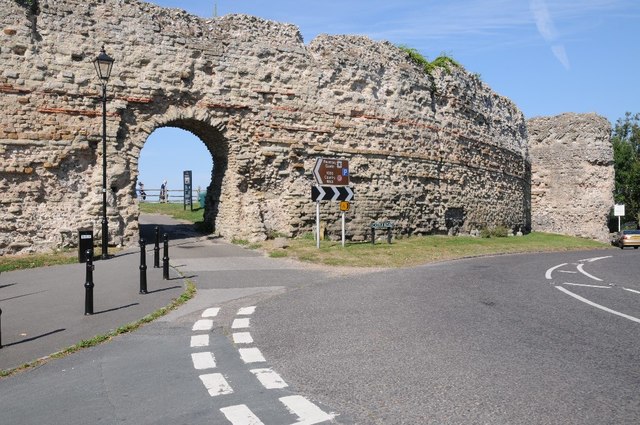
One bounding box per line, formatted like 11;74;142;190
0;0;533;254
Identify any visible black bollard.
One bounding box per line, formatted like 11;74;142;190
0;306;3;349
153;226;160;268
139;238;148;294
84;249;95;315
162;233;170;280
371;227;376;245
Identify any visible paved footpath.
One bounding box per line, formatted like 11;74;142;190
0;214;347;424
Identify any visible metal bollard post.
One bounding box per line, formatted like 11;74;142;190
139;238;148;294
387;227;392;244
371;227;376;245
162;233;170;280
153;226;160;268
0;306;3;349
84;249;95;315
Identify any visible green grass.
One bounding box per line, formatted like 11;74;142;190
260;232;610;268
0;251;78;273
139;202;205;223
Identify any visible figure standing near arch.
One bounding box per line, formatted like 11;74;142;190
160;179;168;203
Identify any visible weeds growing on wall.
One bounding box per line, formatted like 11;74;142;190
397;45;461;75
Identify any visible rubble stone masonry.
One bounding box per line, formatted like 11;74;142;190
0;0;543;254
528;113;613;242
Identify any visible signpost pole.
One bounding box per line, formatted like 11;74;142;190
316;201;320;249
341;211;345;247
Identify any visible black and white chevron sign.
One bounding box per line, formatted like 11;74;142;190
311;185;354;202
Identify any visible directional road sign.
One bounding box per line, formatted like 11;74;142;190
313;158;349;186
311;186;354;202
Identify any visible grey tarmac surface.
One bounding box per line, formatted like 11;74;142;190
0;213;348;424
252;249;640;424
3;217;639;424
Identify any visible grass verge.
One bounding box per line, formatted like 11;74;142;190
0;280;196;379
259;232;611;268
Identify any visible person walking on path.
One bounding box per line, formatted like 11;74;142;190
159;179;167;203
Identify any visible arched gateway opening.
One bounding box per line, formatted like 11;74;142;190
131;117;228;239
137;125;215;236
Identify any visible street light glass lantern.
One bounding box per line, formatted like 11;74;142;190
93;46;114;81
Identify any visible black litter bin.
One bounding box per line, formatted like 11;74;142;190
78;229;94;263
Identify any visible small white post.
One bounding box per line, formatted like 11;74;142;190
316;201;320;249
341;211;345;247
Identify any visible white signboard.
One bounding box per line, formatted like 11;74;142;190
614;204;625;217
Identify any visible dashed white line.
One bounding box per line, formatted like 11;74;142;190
238;306;256;315
191;334;210;347
202;307;221;318
239;347;266;364
232;318;251;329
250;368;289;389
220;404;265;425
191;352;217;370
233;332;254;344
199;373;234;397
192;319;214;331
623;287;640;295
280;395;336;425
562;282;611;289
556;286;640;324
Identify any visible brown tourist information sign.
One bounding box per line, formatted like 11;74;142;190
313;158;350;186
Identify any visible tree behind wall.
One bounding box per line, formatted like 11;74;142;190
612;112;640;227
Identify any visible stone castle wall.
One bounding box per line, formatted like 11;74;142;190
0;0;531;254
528;113;613;242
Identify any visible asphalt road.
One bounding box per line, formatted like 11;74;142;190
253;249;640;424
1;242;639;424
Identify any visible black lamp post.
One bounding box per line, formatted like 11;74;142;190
93;46;114;260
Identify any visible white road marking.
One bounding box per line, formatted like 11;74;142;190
238;306;256;315
559;270;576;274
280;395;335;425
232;318;251;329
192;319;214;331
556;286;640;324
239;347;266;364
233;332;254;344
250;368;289;389
562;282;611;289
623;287;640;295
220;405;265;425
545;263;567;280
202;307;221;318
576;263;603;281
199;373;233;397
580;255;612;263
191;352;217;370
190;334;210;347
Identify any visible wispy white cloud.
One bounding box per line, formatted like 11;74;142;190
530;0;570;70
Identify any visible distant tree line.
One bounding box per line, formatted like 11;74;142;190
612;112;640;228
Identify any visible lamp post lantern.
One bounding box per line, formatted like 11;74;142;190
93;46;114;260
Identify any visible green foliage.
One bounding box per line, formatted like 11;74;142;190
480;226;510;238
612;112;640;223
397;45;461;75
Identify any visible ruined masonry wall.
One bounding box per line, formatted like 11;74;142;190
0;0;531;254
528;113;613;242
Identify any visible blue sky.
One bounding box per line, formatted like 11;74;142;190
138;0;640;193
